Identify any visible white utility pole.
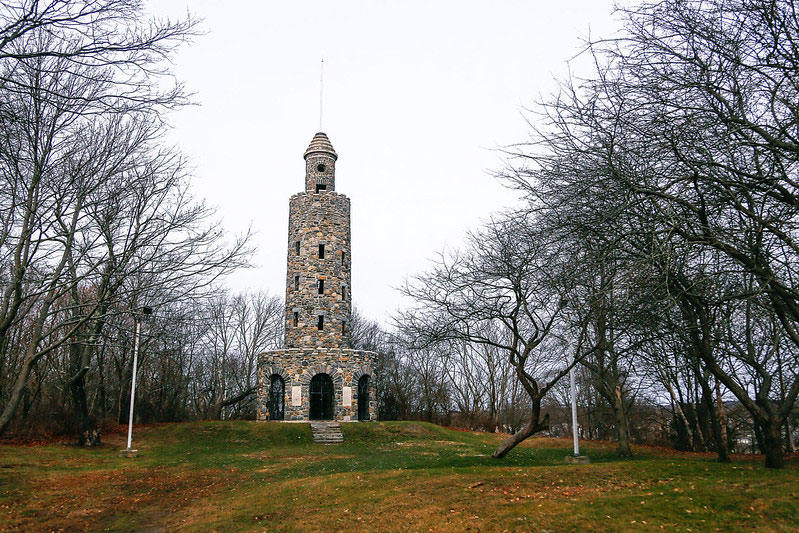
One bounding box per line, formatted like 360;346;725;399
570;353;580;456
120;306;151;458
566;350;589;463
125;318;141;451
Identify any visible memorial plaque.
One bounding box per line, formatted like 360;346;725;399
342;386;352;407
291;385;302;407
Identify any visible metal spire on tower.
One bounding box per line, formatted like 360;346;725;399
319;57;324;131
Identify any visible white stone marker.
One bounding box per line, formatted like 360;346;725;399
292;386;302;406
342;386;352;407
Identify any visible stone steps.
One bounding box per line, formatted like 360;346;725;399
310;421;344;444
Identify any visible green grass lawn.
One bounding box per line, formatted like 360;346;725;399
1;421;797;531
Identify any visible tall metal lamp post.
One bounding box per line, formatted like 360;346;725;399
119;306;152;458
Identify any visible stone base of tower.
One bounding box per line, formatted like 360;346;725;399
257;348;378;422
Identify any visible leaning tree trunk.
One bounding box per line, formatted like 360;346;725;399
0;357;38;435
0;294;60;436
209;387;257;420
492;412;550;459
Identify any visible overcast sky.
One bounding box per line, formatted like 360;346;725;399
146;1;621;325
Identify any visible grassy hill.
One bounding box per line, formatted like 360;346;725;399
1;421;797;531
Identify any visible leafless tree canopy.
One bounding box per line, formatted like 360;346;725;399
396;0;798;467
0;0;258;443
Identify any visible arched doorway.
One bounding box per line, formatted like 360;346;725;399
309;373;334;420
269;375;284;421
358;375;370;421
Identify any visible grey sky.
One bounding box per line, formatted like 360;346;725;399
147;1;620;324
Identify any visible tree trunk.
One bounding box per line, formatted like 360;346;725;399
664;379;694;450
786;419;797;453
762;420;785;469
69;343;101;446
714;378;729;455
0;298;59;435
209;387;256;420
612;384;633;457
493;412;549;459
0;356;38;435
753;420;766;455
697;371;729;462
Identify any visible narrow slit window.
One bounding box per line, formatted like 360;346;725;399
341;251;346;265
315;184;326;193
318;244;325;259
318;279;324;294
295;241;300;256
341;286;346;300
293;312;299;327
317;315;324;330
294;275;299;291
341;321;346;334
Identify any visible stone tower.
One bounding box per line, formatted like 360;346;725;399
285;132;351;348
257;133;377;422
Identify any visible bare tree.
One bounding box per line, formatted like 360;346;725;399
499;0;799;467
399;214;582;458
0;1;256;440
198;291;282;420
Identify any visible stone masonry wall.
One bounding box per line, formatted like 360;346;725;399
257;348;377;422
305;153;336;192
284;191;351;348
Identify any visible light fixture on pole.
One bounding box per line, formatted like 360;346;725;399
119;306;152;458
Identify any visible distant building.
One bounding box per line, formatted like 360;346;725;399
257;133;377;422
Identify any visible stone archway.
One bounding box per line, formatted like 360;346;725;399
309;373;334;420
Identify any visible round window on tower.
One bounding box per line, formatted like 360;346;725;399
317;164;326;173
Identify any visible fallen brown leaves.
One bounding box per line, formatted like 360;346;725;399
3;463;244;531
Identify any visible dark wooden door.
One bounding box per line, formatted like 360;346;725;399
269;376;284;420
309;374;334;420
358;375;370;421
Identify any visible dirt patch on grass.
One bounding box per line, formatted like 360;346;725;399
370;422;437;437
3;463;244;531
244;451;354;460
250;453;358;473
391;440;465;449
175;463;657;531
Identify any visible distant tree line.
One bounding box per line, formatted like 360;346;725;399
393;0;799;469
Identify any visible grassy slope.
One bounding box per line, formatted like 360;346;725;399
1;421;797;531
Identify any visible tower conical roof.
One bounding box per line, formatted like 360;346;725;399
303;132;338;161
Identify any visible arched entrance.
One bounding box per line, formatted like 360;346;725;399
309;373;334;420
269;375;284;421
358;375;370;421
